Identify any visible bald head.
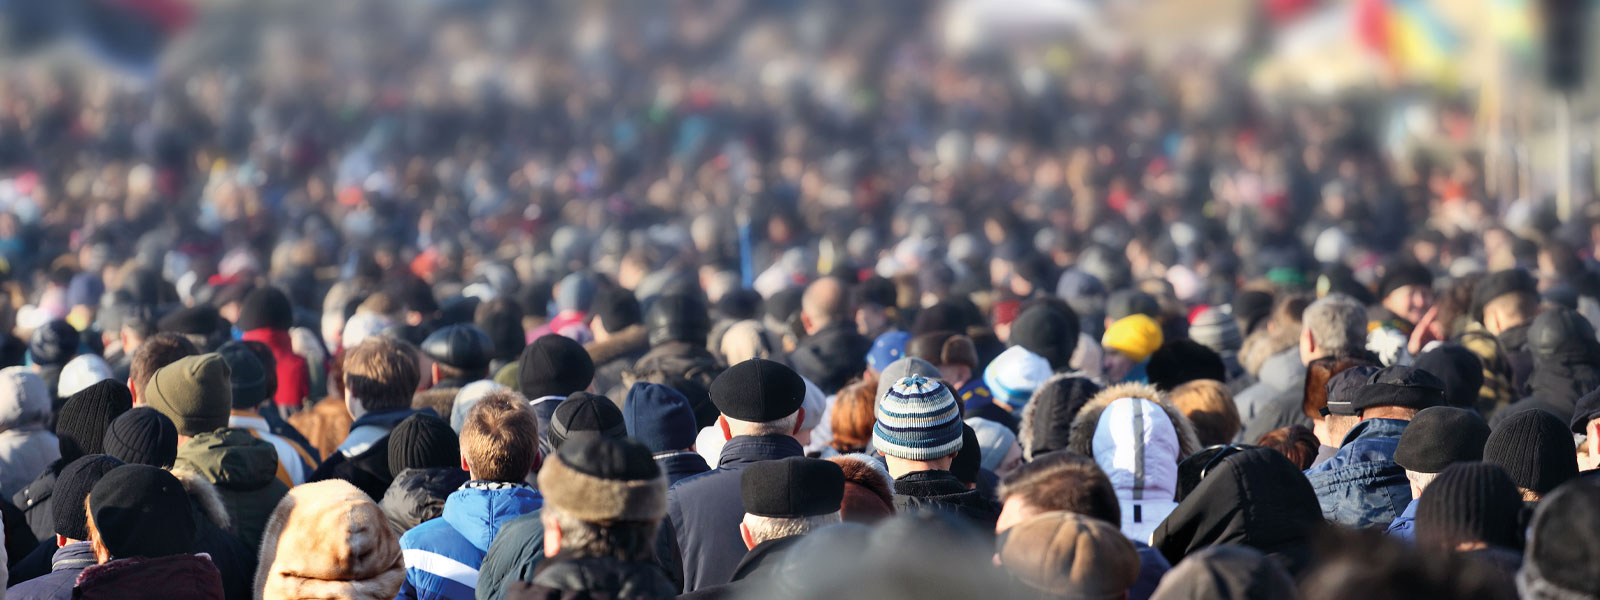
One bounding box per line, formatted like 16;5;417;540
802;277;849;334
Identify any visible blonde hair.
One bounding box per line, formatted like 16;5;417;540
460;390;539;481
1168;379;1240;446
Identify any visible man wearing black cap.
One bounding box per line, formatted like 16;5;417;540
7;454;122;600
680;457;844;600
1305;365;1446;529
667;358;808;593
218;341;315;485
415;323;495;417
1384;406;1492;541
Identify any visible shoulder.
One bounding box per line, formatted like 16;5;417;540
401;516;459;549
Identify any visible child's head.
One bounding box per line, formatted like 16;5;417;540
460;390;541;482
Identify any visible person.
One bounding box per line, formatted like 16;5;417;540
827;454;894;524
0;368;57;503
681;457;844;600
27;321;78;408
1517;476;1600;599
1187;306;1247;384
824;379;876;456
14;379;129;544
101;407;179;468
622;383;709;485
964;417;1020;477
1305;365;1444;529
1101;314;1163;384
1169;379;1241;446
503;436;677;599
236;287;311;411
217;342;314;485
144;353;289;550
540;271;597;345
1255;425;1320;469
997;512;1140;600
6;454;122;600
75;465;225;600
254;479;407;600
1242;294;1368;444
1385;406;1492;540
56;354;114;402
1469;268;1540;396
414;324;495;418
1148;546;1298;600
667;358;807;592
630;292;720;419
789;278;871;395
126;333;199;406
1301;356;1382;465
1017;375;1103;460
515;335;596;445
995;450;1171;600
1500;306;1600;425
584;288;648;400
1482;409;1578;503
907;331;988;408
1010;303;1082;373
1299;529;1516;600
1411;344;1487;411
475;299;526;375
1373;262;1435;333
399;392;543;599
1152;448;1323;577
379;412;469;534
1413;462;1524;580
873;375;999;531
1146;340;1228;392
311;336;431;501
1231;295;1311;425
864;330;912;378
979;346;1053;432
1066;382;1202;542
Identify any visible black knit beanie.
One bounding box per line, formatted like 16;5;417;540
88;465;194;559
517;335;595;400
53;454;124;540
102;407;179;468
1483;409;1579;496
236;287;295;331
1146;339;1227;392
1520;476;1600;597
1414;462;1523;552
1009;305;1079;371
387;413;461;478
55;380;133;460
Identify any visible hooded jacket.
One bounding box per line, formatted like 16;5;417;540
1456;328;1519;415
1068;382;1202;543
890;470;1000;532
1517;308;1600;424
584;325;649;400
1302;418;1411;529
1151;448;1324;577
398;483;544;600
71;554;225;600
0;370;59;502
255;480;407;600
171;469;255;600
175;427;291;550
1231;349;1304;442
241;328;311;409
14;459;61;543
380;468;471;535
504;553;678;600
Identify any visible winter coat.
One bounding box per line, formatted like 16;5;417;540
675;536;801;600
788;323;871;395
288;397;355;460
1303;418;1412;529
241;328;311;409
1129;541;1172;600
14;459;61;543
890;470;1000;533
1067;382;1202;543
474;509;683;600
1514;309;1600;424
71;554;224;600
1230;349;1303;443
1456;328;1519;416
1385;498;1418;542
504;554;677;600
311;408;434;502
0;373;59;502
585;325;649;400
666;434;803;593
381;468;470;534
1151;447;1324;577
398;483;544;600
7;541;94;600
654;452;710;487
229;414;316;486
255;479;407;600
173;467;255;600
1497;323;1535;394
175;428;291;550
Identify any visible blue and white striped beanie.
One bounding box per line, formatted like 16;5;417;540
873;375;963;460
984;345;1054;410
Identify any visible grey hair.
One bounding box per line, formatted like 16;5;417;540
1302;294;1368;356
726;413;799;437
1406;469;1439;492
742;512;842;546
543;504;660;562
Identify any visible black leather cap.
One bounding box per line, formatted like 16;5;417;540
1469;269;1538;323
741;456;845;518
421;324;494;371
1329;366;1445;416
645;293;711;347
1528;306;1600;358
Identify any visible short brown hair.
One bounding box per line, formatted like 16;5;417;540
460;390;540;482
1255;425;1320;470
343;337;421;412
130;333;199;395
829;378;878;454
1169;380;1240;446
997;450;1120;525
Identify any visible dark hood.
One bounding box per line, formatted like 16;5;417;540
380;467;470;534
175;428;283;491
1151;448;1324;575
1147;545;1297;600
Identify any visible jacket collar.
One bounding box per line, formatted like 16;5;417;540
717;435;804;469
892;469;967;494
1339;418;1410;447
350;407;434;431
241;327;292;348
52;541;96;572
729;535;802;583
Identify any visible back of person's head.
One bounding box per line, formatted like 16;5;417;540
872;375;963;462
828;379;877;454
1302;294;1367;359
128;332;199;397
645;292;711;347
1301;529;1514;600
623;382;699;454
711;358;806;435
237;286;295;331
86;464;195;560
536;436;667;561
1255;425;1320;469
343;336;421;413
55;379;133;460
1149;546;1298;600
517;334;595;400
998;511;1140;600
1169;379;1240;446
1519;476;1600;599
217;340;269;410
1472;268;1539;332
1414;462;1523;553
801;277;850;327
1412;344;1486;410
1484;409;1578;498
103;407;179;468
1020;375;1103;460
387;412;461;478
1304;354;1382;421
740;456;845;546
142;353;233;436
997;450;1120;529
54;454;124;542
461;390;539;482
547;391;627;451
1147;339;1227;391
474;298;526;364
256;479;405;599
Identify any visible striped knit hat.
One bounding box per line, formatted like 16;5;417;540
873;375;964;460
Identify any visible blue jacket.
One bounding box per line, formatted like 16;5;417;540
1304;418;1412;529
1385;498;1418;541
656;451;711;486
667;434;804;593
398;482;543;600
6;542;95;600
1130;541;1172;600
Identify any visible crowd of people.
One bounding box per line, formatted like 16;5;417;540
0;0;1597;599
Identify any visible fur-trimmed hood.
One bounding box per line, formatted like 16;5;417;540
585;324;649;366
828;453;894;523
1067;382;1202;495
170;467;232;532
254;480;405;600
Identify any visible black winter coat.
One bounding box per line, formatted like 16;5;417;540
666;435;803;593
1151;448;1324;577
890;470;1000;533
504;554;678;600
380;467;470;534
788;323;870;395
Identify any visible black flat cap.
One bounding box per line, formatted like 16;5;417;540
1470;269;1538;323
1394;406;1491;473
1376;262;1433;301
741;456;845;519
1323;365;1380;416
422;324;495;371
1328;366;1444;416
710;359;805;422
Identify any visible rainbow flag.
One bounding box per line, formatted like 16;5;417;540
1355;0;1462;80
